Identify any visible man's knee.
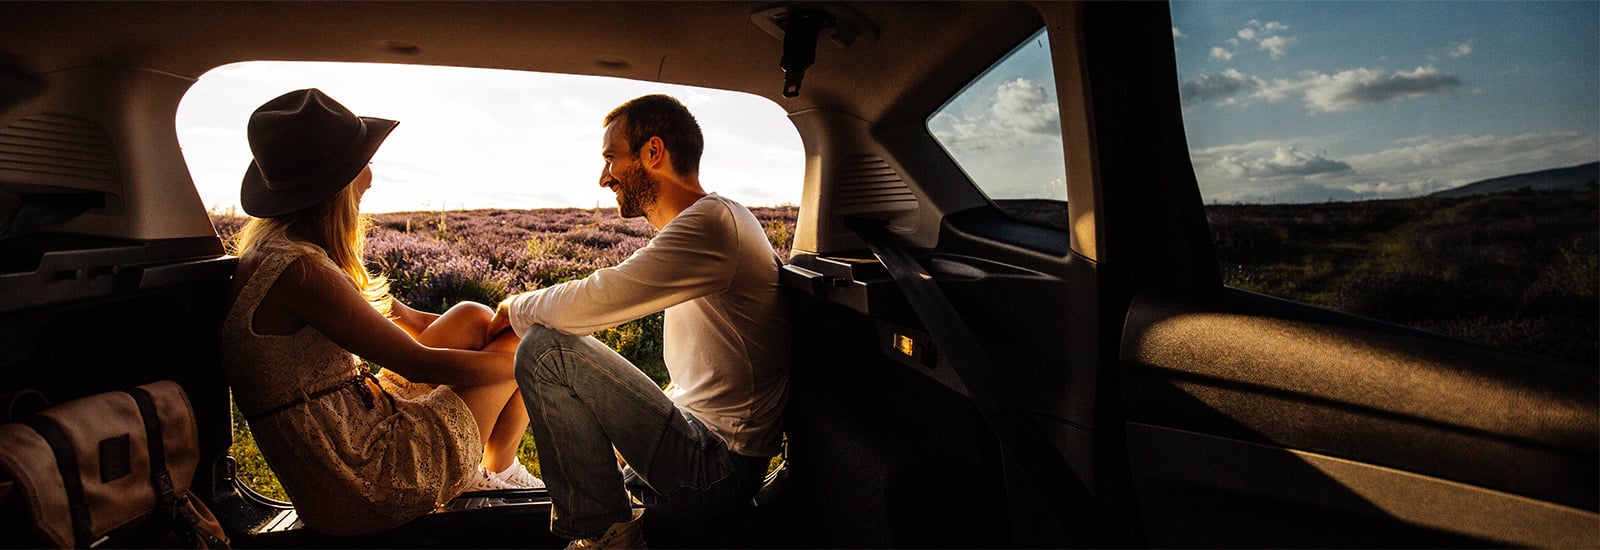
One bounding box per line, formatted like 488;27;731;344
516;324;565;354
515;324;579;384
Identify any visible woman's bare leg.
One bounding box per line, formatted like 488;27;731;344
482;328;530;472
446;379;522;471
416;301;529;472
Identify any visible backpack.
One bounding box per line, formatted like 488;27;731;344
0;381;229;548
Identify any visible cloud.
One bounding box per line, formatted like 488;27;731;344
1188;131;1599;203
991;78;1061;134
1345;131;1598;191
1214;146;1351;179
1288;66;1462;112
1180;69;1263;106
1258;35;1296;59
927;78;1066;198
1188;139;1387;203
1173;27;1186;39
931;77;1062;153
1215;20;1295;62
1185;65;1463;113
1449;42;1473;58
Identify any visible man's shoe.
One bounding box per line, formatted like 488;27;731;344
566;508;646;549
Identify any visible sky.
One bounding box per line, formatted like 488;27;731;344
1169;1;1599;203
927;29;1067;202
176;62;806;214
179;2;1599;212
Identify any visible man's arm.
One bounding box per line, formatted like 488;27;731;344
504;200;739;336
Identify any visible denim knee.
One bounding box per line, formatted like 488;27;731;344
515;324;576;384
517;324;568;355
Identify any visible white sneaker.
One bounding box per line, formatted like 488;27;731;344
493;459;547;489
464;465;516;492
566;508;645;549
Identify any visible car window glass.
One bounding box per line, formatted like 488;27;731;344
928;28;1068;230
1170;2;1599;367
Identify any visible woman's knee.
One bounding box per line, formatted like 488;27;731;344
421;302;497;349
441;301;494;325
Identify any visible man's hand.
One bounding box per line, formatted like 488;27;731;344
486;299;514;342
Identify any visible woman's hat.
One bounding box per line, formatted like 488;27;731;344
240;88;397;218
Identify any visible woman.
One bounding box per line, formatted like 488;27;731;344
219;88;539;535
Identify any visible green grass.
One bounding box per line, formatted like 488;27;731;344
229;402;289;501
1209;185;1598;366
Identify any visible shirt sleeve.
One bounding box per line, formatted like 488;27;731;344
506;200;738;336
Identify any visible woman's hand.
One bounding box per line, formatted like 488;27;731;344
486;299;514;342
389;300;441;338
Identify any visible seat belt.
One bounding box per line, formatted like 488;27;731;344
846;217;1110;546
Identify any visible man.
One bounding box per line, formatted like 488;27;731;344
488;94;789;549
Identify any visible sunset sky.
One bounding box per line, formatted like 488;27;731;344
177;62;806;214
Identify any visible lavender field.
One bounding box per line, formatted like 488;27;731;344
214;205;797;379
213;205;797;500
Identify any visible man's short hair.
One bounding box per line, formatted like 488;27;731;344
605;94;704;177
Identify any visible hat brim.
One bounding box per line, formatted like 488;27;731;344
240;116;398;218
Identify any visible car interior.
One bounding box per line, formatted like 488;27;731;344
2;1;1595;547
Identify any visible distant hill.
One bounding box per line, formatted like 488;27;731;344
1430;161;1599;198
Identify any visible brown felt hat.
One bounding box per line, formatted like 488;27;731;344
240;88;397;218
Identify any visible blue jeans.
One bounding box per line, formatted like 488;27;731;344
515;325;769;539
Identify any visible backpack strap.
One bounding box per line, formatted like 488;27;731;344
23;415;95;547
125;386;176;502
1;389;49;423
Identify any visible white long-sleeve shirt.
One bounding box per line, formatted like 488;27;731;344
506;193;790;457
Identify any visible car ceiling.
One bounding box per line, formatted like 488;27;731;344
3;1;1046;126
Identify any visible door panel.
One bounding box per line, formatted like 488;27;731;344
779;270;1008;547
1121;288;1599;546
779;202;1143;546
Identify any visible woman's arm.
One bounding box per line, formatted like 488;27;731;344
274;257;511;386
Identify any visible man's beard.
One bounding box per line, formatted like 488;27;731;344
615;164;660;219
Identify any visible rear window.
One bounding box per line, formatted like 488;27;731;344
1170;2;1599;366
179;61;805;500
927;28;1068;230
178;61;803;215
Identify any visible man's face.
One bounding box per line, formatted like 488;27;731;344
600;117;659;219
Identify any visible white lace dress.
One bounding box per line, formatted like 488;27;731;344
219;237;481;535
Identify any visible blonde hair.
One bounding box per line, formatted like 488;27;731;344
228;182;393;315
